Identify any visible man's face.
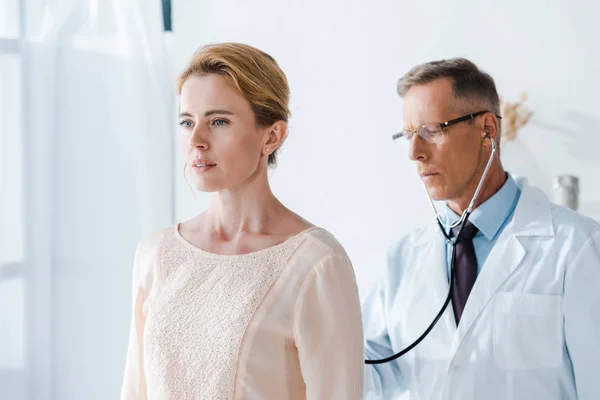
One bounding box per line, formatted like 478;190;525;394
402;78;486;201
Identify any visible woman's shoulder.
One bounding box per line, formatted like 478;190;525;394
137;225;176;254
132;226;179;277
298;227;351;264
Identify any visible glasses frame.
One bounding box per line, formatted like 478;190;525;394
392;110;502;143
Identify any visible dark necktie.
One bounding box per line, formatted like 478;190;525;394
450;221;479;324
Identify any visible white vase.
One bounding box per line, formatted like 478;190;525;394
552;175;579;211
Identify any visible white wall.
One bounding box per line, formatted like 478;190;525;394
174;0;600;298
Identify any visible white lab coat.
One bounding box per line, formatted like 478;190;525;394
363;178;600;400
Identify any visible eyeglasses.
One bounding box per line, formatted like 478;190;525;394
392;110;502;145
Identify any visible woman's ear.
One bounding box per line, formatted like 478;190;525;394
262;121;287;154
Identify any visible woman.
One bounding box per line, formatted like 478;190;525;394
121;43;364;399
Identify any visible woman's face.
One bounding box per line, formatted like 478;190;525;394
178;74;272;192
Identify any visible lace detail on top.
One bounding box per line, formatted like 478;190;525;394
143;227;310;399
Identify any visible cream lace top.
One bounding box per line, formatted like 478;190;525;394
120;226;364;399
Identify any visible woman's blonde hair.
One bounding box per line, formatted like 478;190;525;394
178;43;291;166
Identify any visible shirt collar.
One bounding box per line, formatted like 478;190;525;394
443;173;520;241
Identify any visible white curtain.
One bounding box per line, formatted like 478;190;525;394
0;34;26;397
9;1;174;398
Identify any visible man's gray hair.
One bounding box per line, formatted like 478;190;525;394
397;58;500;120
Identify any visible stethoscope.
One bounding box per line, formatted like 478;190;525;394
365;134;498;365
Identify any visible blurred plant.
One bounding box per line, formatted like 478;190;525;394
499;92;533;147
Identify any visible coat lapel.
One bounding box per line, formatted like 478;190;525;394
452;177;555;350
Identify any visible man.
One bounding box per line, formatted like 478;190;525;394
363;58;600;399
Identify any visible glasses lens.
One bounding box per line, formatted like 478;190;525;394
419;124;444;144
393;131;412;142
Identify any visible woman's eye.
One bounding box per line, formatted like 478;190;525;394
213;119;228;126
179;120;193;128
